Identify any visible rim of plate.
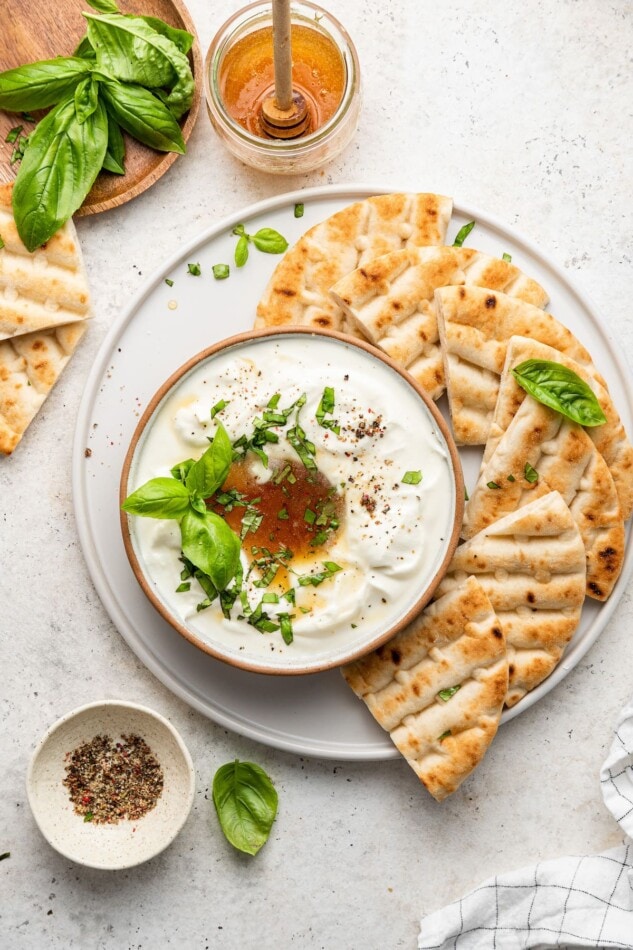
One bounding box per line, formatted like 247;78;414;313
72;183;633;758
119;326;464;675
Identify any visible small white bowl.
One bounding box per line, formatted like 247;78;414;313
26;701;195;870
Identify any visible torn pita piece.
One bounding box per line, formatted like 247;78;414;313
486;335;633;520
255;193;453;332
437;492;586;708
436;285;605;445
464;393;625;600
330;246;548;400
0;183;91;340
342;575;508;801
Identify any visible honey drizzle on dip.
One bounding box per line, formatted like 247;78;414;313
128;336;456;665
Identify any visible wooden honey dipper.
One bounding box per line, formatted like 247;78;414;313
260;0;311;138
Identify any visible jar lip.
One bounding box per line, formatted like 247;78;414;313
204;0;361;154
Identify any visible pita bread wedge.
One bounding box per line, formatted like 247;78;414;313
343;576;508;801
435;285;605;445
330;246;548;400
463;394;625;600
0;183;92;339
254;193;452;332
0;322;86;455
484;335;633;520
436;492;587;708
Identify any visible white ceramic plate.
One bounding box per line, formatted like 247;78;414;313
73;184;633;761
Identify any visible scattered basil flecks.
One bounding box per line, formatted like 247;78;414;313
231;223;288;268
487;481;501;490
402;470;422;485
511;359;607;427
0;235;4;250
523;462;539;483
294;203;304;218
452;221;475;247
502;252;512;262
213;263;230;280
438;685;461;702
164;277;174;287
187;262;201;276
212;760;278;856
437;730;451;742
0;8;194;250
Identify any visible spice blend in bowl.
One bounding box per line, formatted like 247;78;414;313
27;701;195;870
120;328;464;675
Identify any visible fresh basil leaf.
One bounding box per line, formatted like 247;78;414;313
102;110;125;174
185;423;233;498
235;234;249;267
86;0;120;12
74;76;99;124
171;458;195;482
180;509;241;591
212;760;278;856
135;16;194;55
121;476;190;518
99;78;185;153
452;221;475;247
12;93;108;251
74;36;97;60
0;58;92;112
84;13;194;118
251;228;289;254
511;359;607;427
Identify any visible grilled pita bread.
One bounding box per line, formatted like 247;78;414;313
330;246;548;400
254;193;452;332
342;576;508;801
0;183;91;339
0;322;86;455
436;286;604;445
484;336;633;520
436;492;586;707
463;394;625;600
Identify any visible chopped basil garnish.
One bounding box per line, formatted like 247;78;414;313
240;507;263;540
164;277;174;287
5;125;23;144
212;263;230;280
315;386;340;435
437;730;451;743
187;262;201;276
294;203;304;218
452;221;475;247
487;481;501;490
279;613;294;644
83;812;94;822
304;508;316;525
297;561;342;587
0;235;4;250
507;474;516;482
502;252;512;263
175;581;191;593
277;508;289;520
402;470;422;485
437;685;461;702
210;399;229;419
523;462;539;483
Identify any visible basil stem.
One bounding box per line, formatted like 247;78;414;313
452;221;475;247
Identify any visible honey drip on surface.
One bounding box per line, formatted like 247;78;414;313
219;24;346;137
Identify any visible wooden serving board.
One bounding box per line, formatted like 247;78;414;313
0;0;201;216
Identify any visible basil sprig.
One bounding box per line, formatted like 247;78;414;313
0;7;193;250
511;359;607;427
122;424;241;592
212;760;278;856
232;223;289;268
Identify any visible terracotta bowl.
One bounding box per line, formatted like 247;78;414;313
120;328;464;675
26;701;195;870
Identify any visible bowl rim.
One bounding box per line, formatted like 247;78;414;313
119;326;465;675
26;699;196;870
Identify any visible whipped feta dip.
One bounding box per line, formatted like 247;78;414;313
127;334;458;670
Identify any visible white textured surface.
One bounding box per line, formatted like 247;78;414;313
1;1;632;947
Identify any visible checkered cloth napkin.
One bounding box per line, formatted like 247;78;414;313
418;696;633;949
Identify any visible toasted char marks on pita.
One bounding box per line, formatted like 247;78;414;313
254;193;453;332
464;394;625;600
0;183;92;339
0;322;86;455
485;335;633;520
436;492;586;707
330;246;549;400
342;576;507;801
435;285;604;445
